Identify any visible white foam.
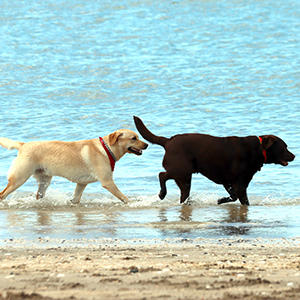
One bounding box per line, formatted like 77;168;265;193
0;188;299;209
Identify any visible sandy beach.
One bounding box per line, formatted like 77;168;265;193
0;238;299;300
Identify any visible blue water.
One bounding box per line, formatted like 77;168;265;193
0;0;299;242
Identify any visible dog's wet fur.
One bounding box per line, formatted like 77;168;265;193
134;116;295;205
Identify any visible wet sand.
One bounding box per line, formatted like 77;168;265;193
1;238;300;300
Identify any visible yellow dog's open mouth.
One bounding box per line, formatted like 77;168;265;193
128;147;143;155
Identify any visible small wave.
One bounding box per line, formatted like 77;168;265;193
0;189;299;209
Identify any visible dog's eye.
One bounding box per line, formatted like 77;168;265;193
132;137;137;141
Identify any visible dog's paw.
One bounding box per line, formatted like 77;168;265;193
120;197;129;204
158;191;166;200
70;198;80;205
218;197;227;205
217;197;234;205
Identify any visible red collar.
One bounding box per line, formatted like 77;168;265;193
99;137;116;171
258;136;267;163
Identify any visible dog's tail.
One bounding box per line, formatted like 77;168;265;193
133;116;169;148
0;137;24;150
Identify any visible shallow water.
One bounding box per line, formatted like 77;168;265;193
0;0;299;243
0;204;300;242
0;196;299;243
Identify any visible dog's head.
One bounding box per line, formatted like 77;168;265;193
260;135;295;166
109;129;148;156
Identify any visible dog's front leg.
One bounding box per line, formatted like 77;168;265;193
93;164;128;203
71;183;87;204
95;170;128;203
101;180;129;204
218;184;238;205
217;197;236;205
237;188;249;206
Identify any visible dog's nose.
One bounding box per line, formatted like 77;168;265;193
143;143;148;149
290;152;295;161
287;151;295;161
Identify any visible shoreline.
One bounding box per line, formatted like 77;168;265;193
1;236;300;247
1;238;299;300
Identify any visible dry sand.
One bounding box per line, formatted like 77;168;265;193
0;239;299;300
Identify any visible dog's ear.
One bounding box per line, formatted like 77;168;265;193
109;131;123;146
261;135;277;149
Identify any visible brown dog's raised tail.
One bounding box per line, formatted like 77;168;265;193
133;116;169;148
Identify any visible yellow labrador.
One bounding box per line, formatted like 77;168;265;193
0;129;148;204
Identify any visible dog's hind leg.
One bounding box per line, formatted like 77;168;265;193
158;172;171;200
70;183;87;204
175;175;192;204
0;161;33;200
34;171;52;200
0;179;15;200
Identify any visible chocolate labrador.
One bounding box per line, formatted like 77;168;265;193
134;116;295;205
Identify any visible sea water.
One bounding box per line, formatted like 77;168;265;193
0;0;299;243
